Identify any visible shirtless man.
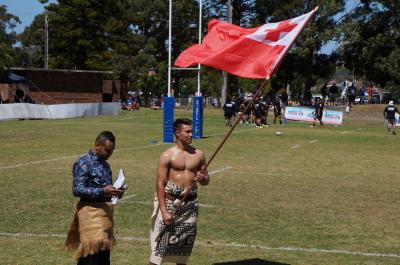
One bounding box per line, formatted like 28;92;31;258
149;118;210;265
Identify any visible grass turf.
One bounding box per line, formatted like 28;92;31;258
0;105;399;265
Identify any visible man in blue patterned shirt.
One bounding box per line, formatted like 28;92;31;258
66;131;124;265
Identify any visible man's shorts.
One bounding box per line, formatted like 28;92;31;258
387;119;396;125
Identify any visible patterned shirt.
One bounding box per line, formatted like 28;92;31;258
72;150;112;199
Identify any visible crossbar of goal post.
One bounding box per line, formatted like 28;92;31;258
164;0;203;143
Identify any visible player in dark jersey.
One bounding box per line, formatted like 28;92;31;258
383;100;400;135
223;98;235;127
311;97;325;127
253;99;265;128
273;96;283;125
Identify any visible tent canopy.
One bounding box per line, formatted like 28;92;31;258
2;72;29;84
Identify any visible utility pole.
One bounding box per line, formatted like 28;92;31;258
44;10;49;70
221;0;232;107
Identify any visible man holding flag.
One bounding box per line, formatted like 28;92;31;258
150;7;318;264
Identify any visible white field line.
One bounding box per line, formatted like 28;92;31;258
119;201;215;208
206;127;260;138
119;201;153;205
341;131;349;134
119;194;136;201
116;143;163;151
1;232;399;259
290;144;301;149
229;171;297;177
208;167;232;175
0;143;164;170
309;140;319;143
0;154;83;170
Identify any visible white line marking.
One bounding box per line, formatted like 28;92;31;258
309;140;319;143
0;143;164;170
290;144;301;149
119;201;215;208
0;154;82;170
206;127;259;138
230;171;297;177
119;194;136;201
116;143;163;151
209;167;232;175
196;241;400;259
120;201;153;205
199;204;215;208
1;232;398;259
341;131;348;134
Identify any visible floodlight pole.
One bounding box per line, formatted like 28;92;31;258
221;0;232;106
44;10;49;70
197;0;202;95
167;0;173;97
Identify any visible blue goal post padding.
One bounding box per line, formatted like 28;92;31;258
163;96;174;143
192;96;203;139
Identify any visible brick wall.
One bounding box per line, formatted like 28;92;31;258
9;69;123;104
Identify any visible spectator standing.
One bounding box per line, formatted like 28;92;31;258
358;85;366;104
329;83;338;106
340;81;348;106
367;85;374;104
321;83;327;103
348;82;357;106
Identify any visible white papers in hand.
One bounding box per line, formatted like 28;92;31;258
111;169;125;204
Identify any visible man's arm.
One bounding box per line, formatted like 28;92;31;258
156;152;173;225
195;151;210;186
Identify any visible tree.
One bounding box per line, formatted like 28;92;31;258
0;5;20;75
340;0;400;94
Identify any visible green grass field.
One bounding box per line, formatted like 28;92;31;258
0;105;399;265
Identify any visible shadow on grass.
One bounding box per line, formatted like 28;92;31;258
214;258;290;265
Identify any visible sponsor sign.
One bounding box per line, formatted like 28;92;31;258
284;106;343;125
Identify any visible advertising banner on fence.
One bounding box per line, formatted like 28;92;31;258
396;113;400;127
285;106;343;125
0;102;120;120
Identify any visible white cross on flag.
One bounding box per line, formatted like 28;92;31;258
175;7;318;79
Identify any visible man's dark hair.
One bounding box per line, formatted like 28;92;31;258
95;131;115;144
173;118;192;134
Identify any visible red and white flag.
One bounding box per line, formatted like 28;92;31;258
175;8;318;79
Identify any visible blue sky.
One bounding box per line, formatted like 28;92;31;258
1;0;57;33
3;0;359;54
